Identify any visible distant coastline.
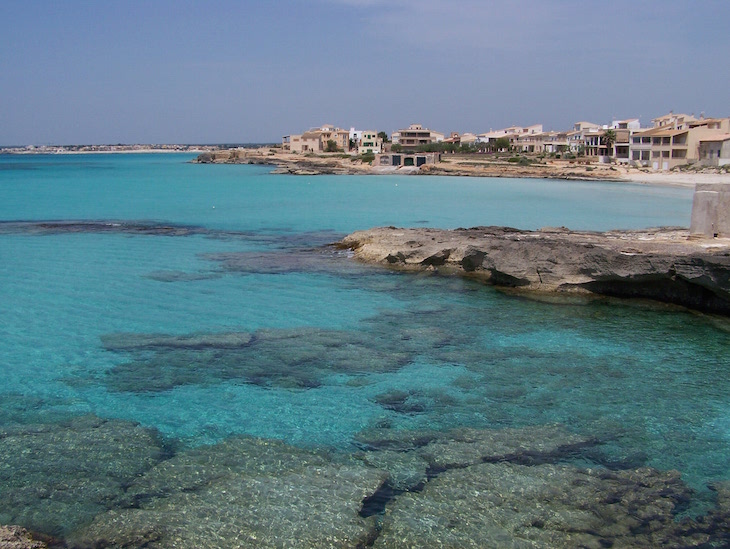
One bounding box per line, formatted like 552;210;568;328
0;143;275;155
4;144;729;188
192;146;730;188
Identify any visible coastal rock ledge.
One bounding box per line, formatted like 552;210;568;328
341;226;730;315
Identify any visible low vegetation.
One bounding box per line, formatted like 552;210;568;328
360;152;375;164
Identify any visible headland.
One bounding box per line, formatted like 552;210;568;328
0;144;221;154
340;226;730;315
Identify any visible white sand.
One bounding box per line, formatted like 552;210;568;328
615;170;730;188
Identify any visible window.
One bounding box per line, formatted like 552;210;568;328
652;151;660;158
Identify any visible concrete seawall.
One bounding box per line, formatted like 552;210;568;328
691;183;730;238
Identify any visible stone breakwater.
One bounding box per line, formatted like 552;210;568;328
341;226;730;315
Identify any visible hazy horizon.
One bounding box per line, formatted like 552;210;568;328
2;0;729;146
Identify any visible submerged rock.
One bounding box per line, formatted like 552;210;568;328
355;424;595;466
0;415;166;537
360;450;429;492
355;424;597;502
101;331;254;351
120;437;333;505
102;327;413;392
144;270;222;282
0;525;49;549
203;247;362;275
0;220;211;237
69;436;387;549
374;463;698;548
418;424;596;469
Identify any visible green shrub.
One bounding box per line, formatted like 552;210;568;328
361;152;376;164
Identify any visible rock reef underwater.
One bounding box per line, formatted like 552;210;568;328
2;416;730;548
3;220;730;547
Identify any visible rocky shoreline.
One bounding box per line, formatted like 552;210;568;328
340;226;730;315
192;147;730;186
193;148;373;175
191;147;635;181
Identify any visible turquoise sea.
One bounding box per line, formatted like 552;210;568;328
1;153;729;546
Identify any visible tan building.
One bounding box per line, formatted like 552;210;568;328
567;122;601;153
631;127;691;170
358;131;383;154
630;124;727;170
689;117;730;132
698;135;730;166
613;129;632;163
460;132;478;145
391;124;444;149
651;112;698;130
517;131;569;154
478;124;543;150
283;124;350;153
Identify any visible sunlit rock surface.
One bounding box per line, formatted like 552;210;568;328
374;463;702;548
0;525;48;549
341;226;730;314
0;416;166;537
4;423;730;547
69;437;387;549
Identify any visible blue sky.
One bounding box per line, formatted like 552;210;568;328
1;0;729;145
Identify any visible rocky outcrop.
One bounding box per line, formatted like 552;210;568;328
0;526;48;549
192;148;373;175
341;226;730;315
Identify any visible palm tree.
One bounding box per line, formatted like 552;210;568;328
602;129;616;157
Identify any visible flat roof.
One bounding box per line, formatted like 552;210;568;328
634;127;687;137
699;134;730;143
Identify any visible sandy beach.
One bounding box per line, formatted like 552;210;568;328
615;170;730;188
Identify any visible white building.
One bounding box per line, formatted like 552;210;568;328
358;131;383;154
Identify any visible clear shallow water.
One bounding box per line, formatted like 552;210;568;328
2;153;729;542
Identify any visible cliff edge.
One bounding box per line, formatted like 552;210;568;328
341;226;730;315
